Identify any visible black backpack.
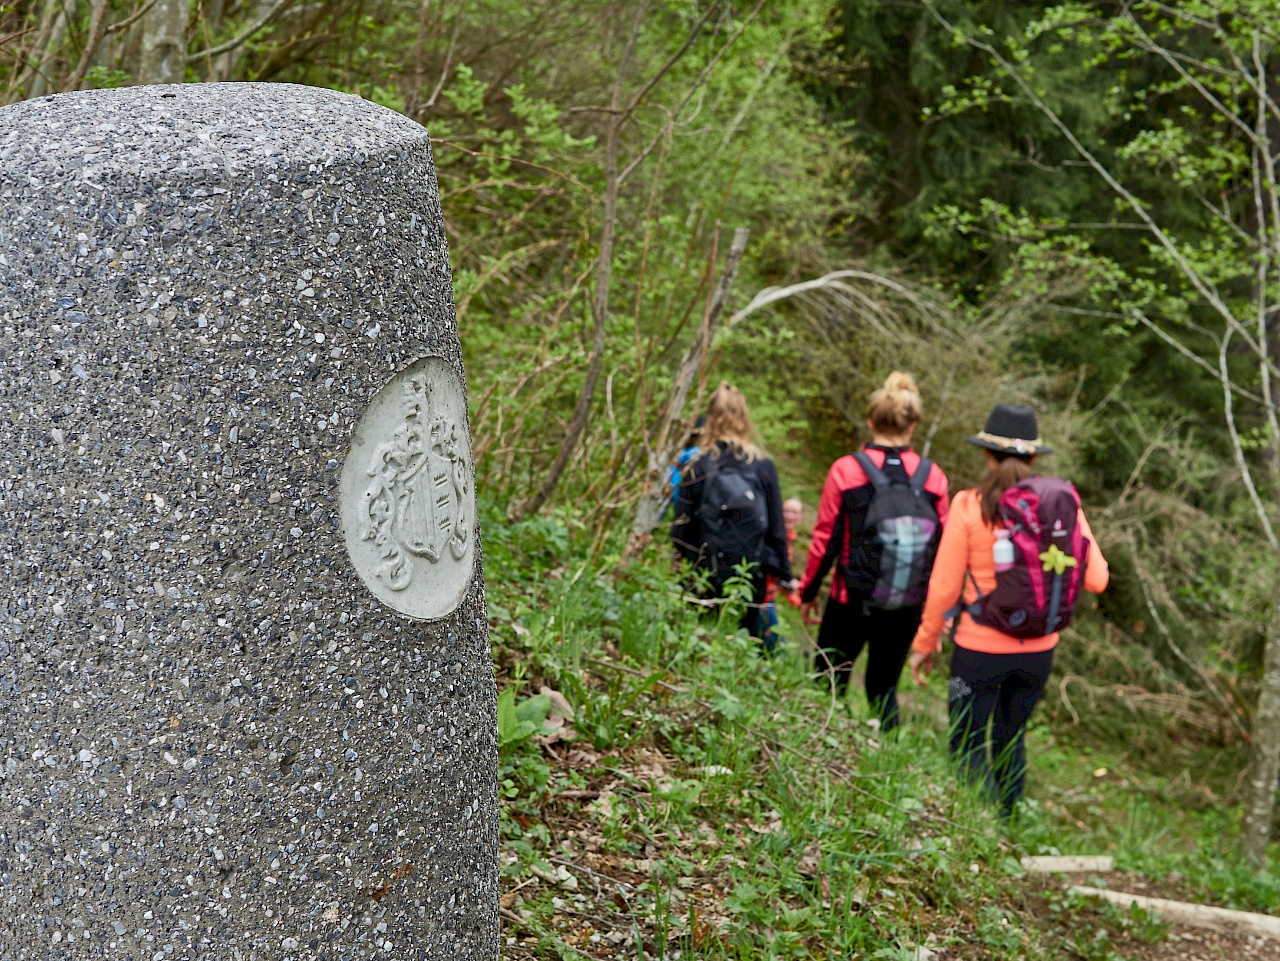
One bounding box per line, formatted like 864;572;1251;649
698;455;769;584
844;451;941;609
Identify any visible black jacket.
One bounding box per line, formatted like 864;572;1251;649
670;443;793;582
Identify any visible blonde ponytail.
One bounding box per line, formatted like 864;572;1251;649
866;371;923;436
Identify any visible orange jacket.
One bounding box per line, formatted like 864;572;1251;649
912;488;1109;656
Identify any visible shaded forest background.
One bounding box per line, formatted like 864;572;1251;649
8;0;1280;853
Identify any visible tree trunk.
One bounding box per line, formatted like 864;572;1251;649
621;226;749;561
1244;562;1280;866
138;0;189;84
507;126;618;522
508;4;645;521
27;0;80;98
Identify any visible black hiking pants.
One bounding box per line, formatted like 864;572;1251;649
948;646;1054;819
814;597;921;732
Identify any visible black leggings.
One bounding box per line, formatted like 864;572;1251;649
814;598;921;731
948;646;1054;818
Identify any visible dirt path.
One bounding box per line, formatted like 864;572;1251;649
1020;873;1280;960
499;734;1280;959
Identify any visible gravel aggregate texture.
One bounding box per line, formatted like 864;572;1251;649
0;83;498;959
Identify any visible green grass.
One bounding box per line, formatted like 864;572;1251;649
480;500;1280;958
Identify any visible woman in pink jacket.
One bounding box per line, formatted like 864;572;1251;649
798;373;950;730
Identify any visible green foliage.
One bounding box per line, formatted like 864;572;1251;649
10;0;1280;935
82;66;130;89
497;687;552;752
481;506;1280;957
482;504;1280;956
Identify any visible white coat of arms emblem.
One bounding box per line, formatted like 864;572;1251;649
361;372;471;590
340;356;476;620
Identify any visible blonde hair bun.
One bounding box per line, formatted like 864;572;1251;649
867;371;923;435
883;371;918;396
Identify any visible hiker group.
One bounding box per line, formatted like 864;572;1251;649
670;375;1110;819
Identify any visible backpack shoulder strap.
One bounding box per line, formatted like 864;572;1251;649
852;450;890;493
909;456;933;495
944;570;986;622
698;452;720;482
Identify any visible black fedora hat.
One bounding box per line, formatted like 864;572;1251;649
966;403;1053;456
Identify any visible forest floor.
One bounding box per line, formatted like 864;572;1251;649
495;718;1280;960
483;507;1280;959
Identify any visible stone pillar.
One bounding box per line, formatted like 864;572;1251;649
0;84;498;959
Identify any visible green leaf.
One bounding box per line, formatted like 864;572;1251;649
498;690;551;751
710;688;744;721
515;692;550;728
496;688;520;747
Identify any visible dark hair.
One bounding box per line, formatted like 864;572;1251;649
976;453;1035;525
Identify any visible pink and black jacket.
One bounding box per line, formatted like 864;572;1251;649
798;445;951;607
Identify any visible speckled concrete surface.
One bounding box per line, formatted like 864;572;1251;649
0;84;498;959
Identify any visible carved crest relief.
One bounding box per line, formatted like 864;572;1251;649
340;356;476;620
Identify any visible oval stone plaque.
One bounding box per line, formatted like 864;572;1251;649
340;355;477;620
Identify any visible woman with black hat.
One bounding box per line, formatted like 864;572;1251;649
908;403;1109;820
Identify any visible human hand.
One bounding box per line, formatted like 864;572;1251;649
786;591;802;609
908;648;934;686
800;600;822;625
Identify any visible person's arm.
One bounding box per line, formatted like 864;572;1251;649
913;491;972;655
798;460;845;603
929;463;951;526
758;459;792;583
1078;508;1110;593
670;457;706;563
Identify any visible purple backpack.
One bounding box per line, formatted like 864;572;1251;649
965;476;1091;638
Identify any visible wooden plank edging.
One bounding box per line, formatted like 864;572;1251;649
1069;886;1280;939
1021;856;1114;874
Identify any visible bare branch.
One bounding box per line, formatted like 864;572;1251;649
618;0;767;186
186;0;291;63
429;138;592;192
421;16;460;114
511;0;648;520
1123;8;1259;144
1138;310;1264;403
725;268;950;337
1249;32;1280;487
1193;191;1253;245
66;0;112;90
622;227;750;556
1050;302;1269;404
105;0;159;35
1221;327;1278;548
620;1;721;122
1124;530;1253;740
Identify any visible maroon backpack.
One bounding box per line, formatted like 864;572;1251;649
964;476;1091;638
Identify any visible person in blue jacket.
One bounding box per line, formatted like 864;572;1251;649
665;416;705;517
